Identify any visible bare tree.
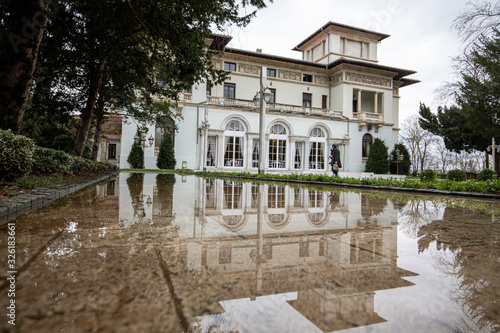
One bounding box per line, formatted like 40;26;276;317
452;150;484;173
434;138;454;173
436;1;500;103
452;1;500;47
400;115;436;172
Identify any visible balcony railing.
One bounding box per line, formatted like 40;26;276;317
353;112;384;123
202;96;343;118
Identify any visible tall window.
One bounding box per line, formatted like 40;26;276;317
206;80;212;96
303;93;312;107
362;133;372;158
322;95;328;109
294;142;304;169
224;120;245;167
269;88;276;104
269;124;287;169
108;144;116;159
155;117;175;148
206;136;217;167
309;127;326;170
224;83;236;99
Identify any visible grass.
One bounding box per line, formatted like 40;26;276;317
121;168;500;195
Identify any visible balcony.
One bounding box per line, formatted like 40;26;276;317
353;112;384;132
204;96;343;119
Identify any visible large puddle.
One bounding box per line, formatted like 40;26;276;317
1;172;499;332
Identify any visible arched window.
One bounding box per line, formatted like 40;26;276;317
362;134;372;158
225;120;244;132
269;124;287;169
224;120;245;167
155;117;175;148
309;127;326;170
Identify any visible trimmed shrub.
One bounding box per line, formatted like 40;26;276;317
70;156;111;174
478;169;497;181
389;144;411;175
420;169;437;182
157;133;176;169
447;169;467;181
31;147;71;175
365;138;389;174
127;129;144;169
0;129;36;181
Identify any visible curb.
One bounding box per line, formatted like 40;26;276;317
0;173;115;225
177;171;500;200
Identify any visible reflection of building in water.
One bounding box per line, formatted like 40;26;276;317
117;174;417;331
94;178;119;225
185;178;417;332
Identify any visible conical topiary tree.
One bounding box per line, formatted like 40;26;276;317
389;143;411;175
127;129;144;169
365;138;389;174
157;133;176;169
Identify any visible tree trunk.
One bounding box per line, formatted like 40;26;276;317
73;61;106;157
0;0;52;133
91;113;104;161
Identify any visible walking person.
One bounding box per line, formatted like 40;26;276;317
329;144;342;176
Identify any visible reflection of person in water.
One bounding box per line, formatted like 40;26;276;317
328;193;340;210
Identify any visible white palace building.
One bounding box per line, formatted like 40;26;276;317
119;21;419;173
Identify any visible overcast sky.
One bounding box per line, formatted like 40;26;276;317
222;0;472;124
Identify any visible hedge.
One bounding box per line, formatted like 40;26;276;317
1;129;115;181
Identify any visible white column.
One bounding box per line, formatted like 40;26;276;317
357;89;362;112
259;66;267;174
374;92;379;114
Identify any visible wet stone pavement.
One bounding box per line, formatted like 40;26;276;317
0;172;499;333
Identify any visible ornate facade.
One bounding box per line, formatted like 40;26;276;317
120;21;418;172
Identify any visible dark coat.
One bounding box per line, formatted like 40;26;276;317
330;147;342;168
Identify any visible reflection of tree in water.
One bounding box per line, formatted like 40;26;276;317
398;199;446;239
361;195;388;218
126;173;145;218
418;207;499;333
155;174;176;219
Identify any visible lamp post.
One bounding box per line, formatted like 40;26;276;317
487;137;500;173
253;66;272;174
390;148;404;175
134;131;154;169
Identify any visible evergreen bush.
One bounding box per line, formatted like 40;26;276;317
157;133;176;169
389;144;411;175
447;169;467;181
31;147;71;175
0;129;36;181
478;169;497;181
127;130;144;169
420;169;437;182
365;138;389;174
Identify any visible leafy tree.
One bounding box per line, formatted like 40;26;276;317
157;133;176;169
365;138;389;174
1;0;270;156
0;0;53;133
419;30;500;172
127;130;144;169
428;2;500;172
389;143;411;175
